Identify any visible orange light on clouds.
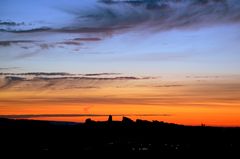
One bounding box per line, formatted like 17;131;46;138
0;76;240;127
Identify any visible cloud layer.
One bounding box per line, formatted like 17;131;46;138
0;40;37;46
2;0;240;33
0;113;169;119
0;72;151;90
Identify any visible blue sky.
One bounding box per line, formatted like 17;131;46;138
0;0;240;75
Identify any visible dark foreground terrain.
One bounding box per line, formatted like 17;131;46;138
0;117;240;158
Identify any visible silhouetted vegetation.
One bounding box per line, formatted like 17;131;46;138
0;117;239;158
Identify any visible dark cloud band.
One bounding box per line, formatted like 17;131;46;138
1;0;240;34
0;67;21;71
81;0;240;32
0;40;37;46
0;113;170;119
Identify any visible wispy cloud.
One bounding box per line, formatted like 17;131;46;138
0;113;170;119
0;72;73;76
54;26;129;34
0;38;102;58
154;84;184;88
0;27;51;33
0;72;122;77
32;76;142;81
38;43;55;50
4;76;26;81
83;73;121;76
57;41;81;46
0;67;21;71
73;37;102;41
0;76;26;89
1;1;240;35
67;0;240;33
0;20;24;26
0;40;37;46
0;72;150;90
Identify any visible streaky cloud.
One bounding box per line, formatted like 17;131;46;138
0;67;21;71
0;20;24;26
1;1;240;35
0;72;153;90
57;41;82;46
73;37;102;41
33;76;141;80
0;40;37;46
84;73;122;76
4;76;26;81
0;76;26;89
90;0;240;31
0;113;171;119
39;43;55;50
54;26;129;34
0;72;73;76
0;27;52;33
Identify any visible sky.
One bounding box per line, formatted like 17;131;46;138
0;0;240;126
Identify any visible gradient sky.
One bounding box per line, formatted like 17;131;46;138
0;0;240;126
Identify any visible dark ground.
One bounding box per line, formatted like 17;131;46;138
0;117;240;158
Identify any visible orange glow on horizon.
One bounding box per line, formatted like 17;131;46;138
0;76;240;127
0;102;240;127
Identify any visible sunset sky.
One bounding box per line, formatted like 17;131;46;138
0;0;240;126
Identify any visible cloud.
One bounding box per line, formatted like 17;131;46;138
1;73;239;108
0;72;141;80
4;76;26;81
57;41;81;46
54;26;129;34
39;43;55;50
0;37;101;57
73;37;102;41
0;67;21;71
0;40;45;58
0;72;123;77
0;113;170;119
1;1;239;36
55;37;102;47
0;27;52;33
82;0;240;32
0;40;37;47
9;43;55;59
0;40;56;58
0;72;73;76
0;72;151;90
0;25;126;34
83;73;122;76
0;20;24;26
21;46;31;49
0;76;26;89
33;76;141;81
